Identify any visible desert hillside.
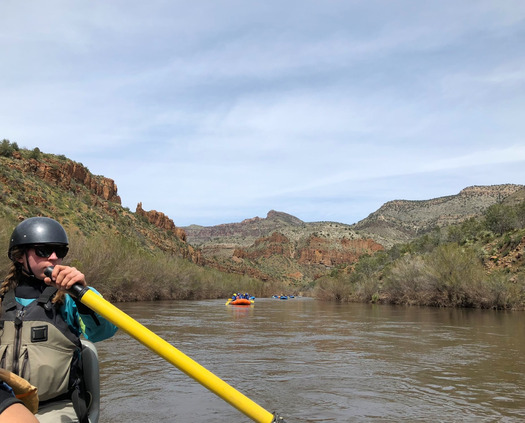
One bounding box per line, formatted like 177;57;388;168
2;141;523;291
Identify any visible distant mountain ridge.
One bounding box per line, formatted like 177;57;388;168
183;184;525;284
185;210;352;246
352;184;525;247
184;210;376;283
184;185;525;248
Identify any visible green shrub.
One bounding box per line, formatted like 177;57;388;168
314;274;353;301
383;255;432;305
424;244;486;307
484;203;518;235
0;139;14;157
29;147;41;160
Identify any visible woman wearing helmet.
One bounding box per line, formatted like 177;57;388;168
0;217;118;423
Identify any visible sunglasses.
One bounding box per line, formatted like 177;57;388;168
32;245;69;259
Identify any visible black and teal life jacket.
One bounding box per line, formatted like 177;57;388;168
0;284;89;422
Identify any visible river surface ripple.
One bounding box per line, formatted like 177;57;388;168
95;298;525;422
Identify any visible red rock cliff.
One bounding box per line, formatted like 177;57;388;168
233;232;384;267
135;202;187;241
9;152;121;203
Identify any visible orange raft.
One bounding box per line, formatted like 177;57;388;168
229;298;252;305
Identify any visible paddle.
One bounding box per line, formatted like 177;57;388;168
44;268;286;423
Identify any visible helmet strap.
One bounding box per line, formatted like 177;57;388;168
21;250;37;279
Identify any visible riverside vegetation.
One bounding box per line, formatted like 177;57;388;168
315;201;525;310
1;139;524;309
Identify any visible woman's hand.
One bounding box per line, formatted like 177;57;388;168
44;265;87;290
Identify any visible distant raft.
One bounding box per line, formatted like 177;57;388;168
228;298;253;305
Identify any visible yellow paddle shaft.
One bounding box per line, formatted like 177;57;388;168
79;289;275;423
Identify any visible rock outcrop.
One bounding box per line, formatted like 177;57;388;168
8;152;121;203
297;236;384;266
233;232;383;267
136;202;187;241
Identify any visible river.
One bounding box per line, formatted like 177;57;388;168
95;297;524;422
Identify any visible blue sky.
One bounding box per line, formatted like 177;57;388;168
1;1;524;226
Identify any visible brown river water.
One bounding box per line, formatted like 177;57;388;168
95;297;524;422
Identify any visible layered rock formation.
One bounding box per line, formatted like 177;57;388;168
297;236;384;266
233;232;383;267
135;202;200;263
136;202;187;241
185;211;384;284
8;151;121;203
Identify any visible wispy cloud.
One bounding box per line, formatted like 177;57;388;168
1;1;524;226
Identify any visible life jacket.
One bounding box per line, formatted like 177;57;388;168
0;286;89;422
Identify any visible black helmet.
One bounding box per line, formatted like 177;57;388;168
8;217;69;260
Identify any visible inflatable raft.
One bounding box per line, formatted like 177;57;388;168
230;298;252;305
81;340;100;423
225;298;254;305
